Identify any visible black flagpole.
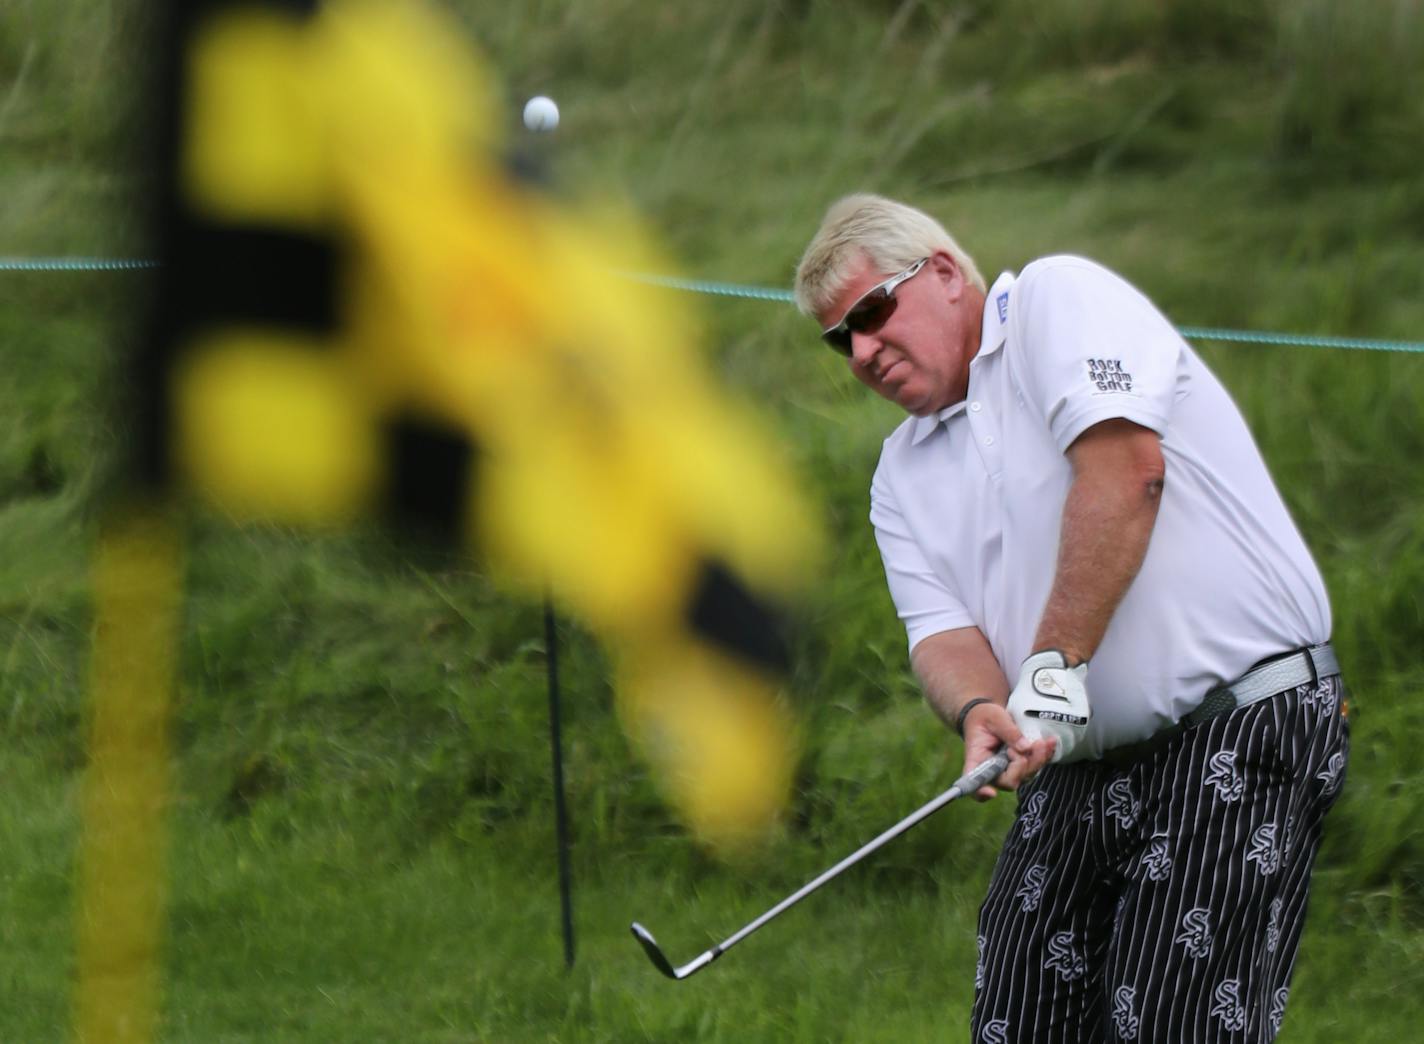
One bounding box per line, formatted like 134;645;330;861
524;101;573;969
544;596;575;968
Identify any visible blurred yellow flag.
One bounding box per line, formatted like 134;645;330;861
146;0;824;844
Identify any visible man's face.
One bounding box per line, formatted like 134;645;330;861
817;251;983;417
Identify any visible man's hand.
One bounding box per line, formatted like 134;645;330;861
959;702;1056;801
910;627;1055;799
1006;650;1091;763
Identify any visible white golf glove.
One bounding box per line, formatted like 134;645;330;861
1007;650;1091;763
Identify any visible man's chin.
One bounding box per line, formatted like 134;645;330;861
900;392;934;416
875;380;934;416
898;384;957;417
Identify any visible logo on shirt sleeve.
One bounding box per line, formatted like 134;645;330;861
996;292;1009;323
1085;357;1134;394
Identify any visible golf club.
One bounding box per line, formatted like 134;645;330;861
631;748;1011;980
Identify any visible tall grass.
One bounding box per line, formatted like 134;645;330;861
991;0;1271;66
1274;0;1424;179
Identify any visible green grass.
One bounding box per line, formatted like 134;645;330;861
2;0;1423;1039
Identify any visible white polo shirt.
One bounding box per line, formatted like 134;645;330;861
869;256;1331;755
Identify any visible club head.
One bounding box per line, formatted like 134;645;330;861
630;922;718;980
630;922;679;979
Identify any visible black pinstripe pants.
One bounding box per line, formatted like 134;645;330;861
971;673;1349;1043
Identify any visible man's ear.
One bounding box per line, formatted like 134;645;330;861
931;250;964;300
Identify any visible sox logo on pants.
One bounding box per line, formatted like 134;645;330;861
971;675;1349;1042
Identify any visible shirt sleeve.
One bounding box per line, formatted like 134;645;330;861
1010;258;1184;453
869;461;975;653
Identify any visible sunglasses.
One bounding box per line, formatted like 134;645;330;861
820;257;928;356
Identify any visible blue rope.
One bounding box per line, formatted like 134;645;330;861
625;274;1424;355
0;257;158;271
621;271;797;303
1175;326;1424;355
3;258;1421;353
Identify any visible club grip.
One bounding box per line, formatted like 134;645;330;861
954;749;1011;795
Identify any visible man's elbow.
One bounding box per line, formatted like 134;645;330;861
1135;442;1165;503
1070;419;1166;503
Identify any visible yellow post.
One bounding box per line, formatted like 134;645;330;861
73;503;183;1044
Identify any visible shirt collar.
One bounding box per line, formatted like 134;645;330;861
977;269;1016;361
908;270;1018;445
909;401;965;444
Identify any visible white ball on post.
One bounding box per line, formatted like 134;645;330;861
522;95;560;132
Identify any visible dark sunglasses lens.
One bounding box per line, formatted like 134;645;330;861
847;291;897;336
822;326;853;355
821;284;900;357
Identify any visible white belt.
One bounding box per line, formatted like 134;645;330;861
1102;643;1339;765
1183;643;1339;728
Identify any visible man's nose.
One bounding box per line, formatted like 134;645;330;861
849;331;880;366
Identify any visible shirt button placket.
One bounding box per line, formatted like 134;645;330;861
968;401;1002;476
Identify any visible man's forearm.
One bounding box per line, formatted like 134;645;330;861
914;626;1054;792
1034;428;1164;663
910;627;1011;730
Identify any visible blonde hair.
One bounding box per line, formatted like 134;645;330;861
794;193;985;318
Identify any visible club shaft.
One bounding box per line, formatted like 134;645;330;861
715;750;1010;956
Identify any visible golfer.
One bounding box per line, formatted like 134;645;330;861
795;194;1349;1042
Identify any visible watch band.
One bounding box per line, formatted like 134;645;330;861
954;697;996;737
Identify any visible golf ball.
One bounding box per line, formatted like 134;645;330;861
523;95;559;132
